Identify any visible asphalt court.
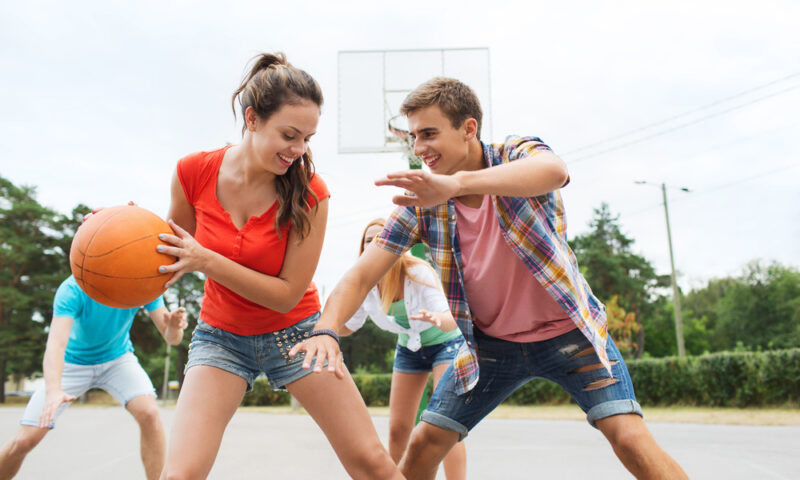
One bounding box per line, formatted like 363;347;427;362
1;406;798;479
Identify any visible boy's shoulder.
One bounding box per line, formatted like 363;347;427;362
485;135;552;165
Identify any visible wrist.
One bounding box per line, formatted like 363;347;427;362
308;328;340;344
452;170;471;197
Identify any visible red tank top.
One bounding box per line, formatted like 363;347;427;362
177;146;329;335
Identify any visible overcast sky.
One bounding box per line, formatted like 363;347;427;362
1;0;798;300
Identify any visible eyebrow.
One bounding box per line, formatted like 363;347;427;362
285;126;316;136
410;127;438;136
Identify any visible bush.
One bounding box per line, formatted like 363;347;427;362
241;377;291;406
628;348;800;407
238;349;800;407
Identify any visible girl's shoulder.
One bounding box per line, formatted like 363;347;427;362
307;172;330;205
178;146;230;175
177;146;231;204
407;262;438;285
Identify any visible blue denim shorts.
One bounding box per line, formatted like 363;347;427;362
393;337;464;374
21;352;155;429
421;328;643;440
185;312;319;392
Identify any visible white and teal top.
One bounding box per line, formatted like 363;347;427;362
345;264;462;351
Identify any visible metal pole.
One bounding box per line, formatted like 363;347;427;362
661;183;686;357
162;344;171;404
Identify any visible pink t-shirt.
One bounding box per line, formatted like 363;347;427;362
454;195;576;342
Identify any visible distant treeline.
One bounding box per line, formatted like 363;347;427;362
1;175;798;403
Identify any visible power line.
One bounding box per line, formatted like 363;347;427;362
621;161;800;219
566;83;800;164
563;71;800;157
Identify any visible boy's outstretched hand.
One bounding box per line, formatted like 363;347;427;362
375;170;461;208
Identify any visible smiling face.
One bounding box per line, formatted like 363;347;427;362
407;105;476;175
246;100;320;175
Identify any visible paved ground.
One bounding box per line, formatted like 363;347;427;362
1;406;798;479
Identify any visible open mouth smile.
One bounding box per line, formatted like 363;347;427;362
277;153;298;167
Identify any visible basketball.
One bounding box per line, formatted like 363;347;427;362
69;205;177;308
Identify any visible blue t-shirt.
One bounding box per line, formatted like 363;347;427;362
53;276;165;365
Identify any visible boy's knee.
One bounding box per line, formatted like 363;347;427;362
8;428;46;456
127;398;161;428
408;422;459;454
601;415;652;455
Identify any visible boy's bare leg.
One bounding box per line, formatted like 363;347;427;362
399;422;460;480
596;414;688;480
0;426;49;480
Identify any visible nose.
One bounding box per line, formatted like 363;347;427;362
291;141;305;156
412;139;424;157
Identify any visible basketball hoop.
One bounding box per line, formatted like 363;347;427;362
388;115;422;169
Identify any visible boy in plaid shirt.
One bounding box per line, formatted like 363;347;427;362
292;77;687;479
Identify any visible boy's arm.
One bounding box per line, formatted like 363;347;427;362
39;316;76;428
288;245;400;377
376;151;569;208
148;306;188;346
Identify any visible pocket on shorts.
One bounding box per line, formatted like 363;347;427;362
194;319;220;335
272;312;319;363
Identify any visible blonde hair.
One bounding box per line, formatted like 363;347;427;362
360;218;441;312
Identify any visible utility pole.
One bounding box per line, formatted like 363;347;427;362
635;181;690;357
162;344;171;404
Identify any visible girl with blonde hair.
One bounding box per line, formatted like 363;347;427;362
341;218;467;479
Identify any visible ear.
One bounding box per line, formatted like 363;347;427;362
462;118;478;140
244;107;259;132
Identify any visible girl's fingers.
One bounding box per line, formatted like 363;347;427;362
156;245;181;257
167;219;190;237
158;233;182;246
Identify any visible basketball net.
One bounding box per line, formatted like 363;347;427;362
388;115;422;170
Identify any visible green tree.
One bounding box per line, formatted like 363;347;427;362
709;261;800;351
0;176;84;401
570;203;669;358
341;320;396;373
169;272;205;387
130;272;206;390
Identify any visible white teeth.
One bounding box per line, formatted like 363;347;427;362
278;154;296;163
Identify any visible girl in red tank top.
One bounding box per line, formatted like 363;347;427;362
157;53;402;480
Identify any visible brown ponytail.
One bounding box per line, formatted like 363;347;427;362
232;53;325;240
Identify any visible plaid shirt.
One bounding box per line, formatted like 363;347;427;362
374;135;610;395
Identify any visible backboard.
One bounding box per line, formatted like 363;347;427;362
338;48;492;155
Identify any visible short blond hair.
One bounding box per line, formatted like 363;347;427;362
400;77;483;139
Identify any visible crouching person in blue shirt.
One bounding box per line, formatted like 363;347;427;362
0;275;187;480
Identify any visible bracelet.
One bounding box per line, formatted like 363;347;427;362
308;328;340;344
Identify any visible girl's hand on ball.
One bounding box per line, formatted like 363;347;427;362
158;220;210;288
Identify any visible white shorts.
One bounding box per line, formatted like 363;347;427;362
20;352;155;429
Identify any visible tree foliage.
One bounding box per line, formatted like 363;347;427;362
341;320;396;373
570;203;669;358
683;261;800;352
0;175;89;401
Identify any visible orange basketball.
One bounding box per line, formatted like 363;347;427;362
69;205;177;308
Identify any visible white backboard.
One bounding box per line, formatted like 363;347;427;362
338;48;492;154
